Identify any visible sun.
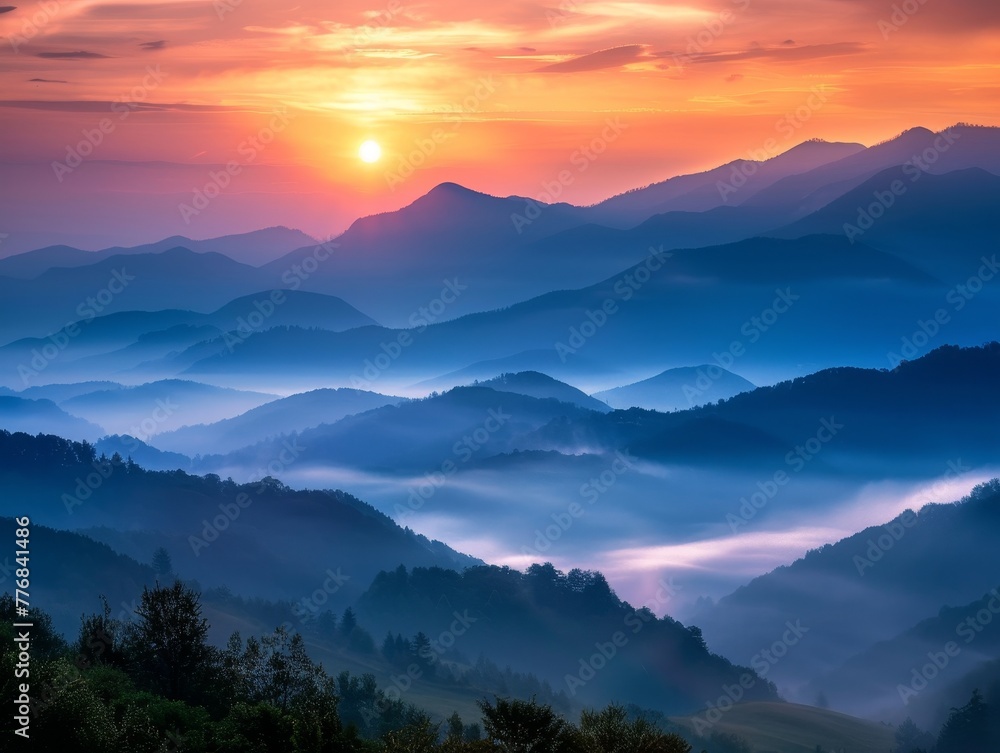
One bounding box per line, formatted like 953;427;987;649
359;140;381;163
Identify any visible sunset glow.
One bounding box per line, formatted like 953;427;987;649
0;0;998;246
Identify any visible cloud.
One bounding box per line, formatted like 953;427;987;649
28;78;69;84
0;100;236;112
140;40;167;50
725;73;744;82
685;42;866;65
534;44;646;73
0;6;16;14
36;51;110;59
84;1;210;20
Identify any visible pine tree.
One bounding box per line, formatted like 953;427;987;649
340;607;358;637
151;547;173;579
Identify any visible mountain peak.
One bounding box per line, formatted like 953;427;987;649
424;181;489;200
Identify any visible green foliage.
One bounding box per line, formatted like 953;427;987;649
478;696;583;753
933;689;1000;753
578;704;692;753
30;658;118;752
124;580;212;702
152;546;174;578
893;717;934;753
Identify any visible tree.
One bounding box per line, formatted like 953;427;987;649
382;632;398;662
893;717;934;753
935;689;997;753
125;580;212;701
578;704;691;753
382;713;440;753
412;631;436;677
77;596;122;669
447;711;465;741
479;696;582;753
340;607;358;637
151;547;173;579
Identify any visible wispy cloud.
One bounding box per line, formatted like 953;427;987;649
535;44;646;73
36;51;110;59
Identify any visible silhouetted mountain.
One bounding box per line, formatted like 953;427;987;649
593;366;756;412
744;124;1000;218
810;581;1000;718
60;379;277;436
95;434;192;471
769;167;1000;278
0;248;268;342
695;479;1000;699
0;395;105;439
0;517;156;638
260;183;601;325
20;381;125;402
174;234;946;393
412;350;618;393
526;344;1000;472
357;563;780;713
0;430;480;603
471;372;611;413
206;385;600;474
0;226;316;278
151;387;407;455
591;138;866;226
0;290;376;387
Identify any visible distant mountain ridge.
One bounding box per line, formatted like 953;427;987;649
0;226;317;276
695;479;1000;701
593;366;757;412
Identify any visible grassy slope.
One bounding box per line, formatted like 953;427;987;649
672;702;894;753
203;602;507;724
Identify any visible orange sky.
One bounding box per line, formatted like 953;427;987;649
0;0;998;244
